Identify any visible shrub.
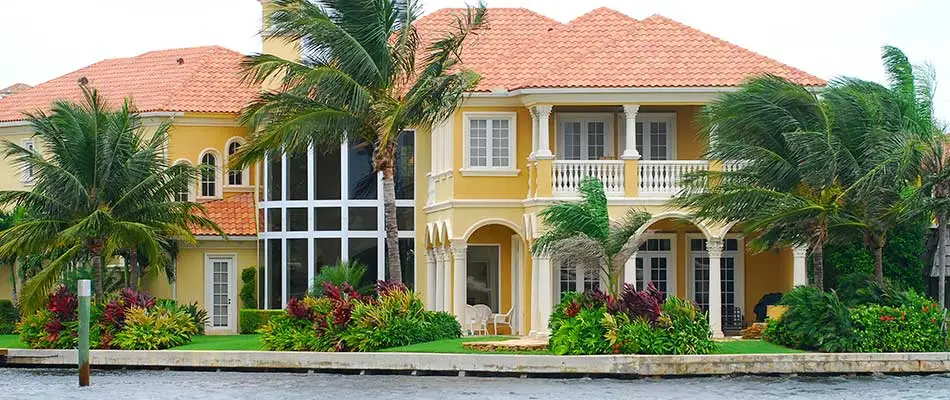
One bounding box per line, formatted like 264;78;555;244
550;288;714;355
849;291;947;352
111;304;199;350
308;260;372;297
763;286;856;352
240;267;258;309
259;281;458;352
835;272;908;307
239;309;285;334
0;300;18;334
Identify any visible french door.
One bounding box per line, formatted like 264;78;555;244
205;255;236;332
633;237;675;298
688;238;742;317
559;115;613;160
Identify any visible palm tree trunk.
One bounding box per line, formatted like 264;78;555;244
382;164;401;283
938;215;947;308
873;244;885;284
90;241;104;301
812;241;825;291
128;248;139;290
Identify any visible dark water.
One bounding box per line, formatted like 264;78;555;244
3;368;950;399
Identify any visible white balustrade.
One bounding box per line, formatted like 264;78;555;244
552;160;625;196
721;160;746;174
638;160;709;197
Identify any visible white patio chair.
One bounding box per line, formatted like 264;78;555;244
463;305;478;335
491;307;514;335
472;304;492;336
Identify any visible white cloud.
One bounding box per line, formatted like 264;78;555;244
1;0;947;121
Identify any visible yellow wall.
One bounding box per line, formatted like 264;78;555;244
167;115;256;194
467;224;520;334
452;106;533;200
144;239;257;310
0;128;42;192
0;263;12;301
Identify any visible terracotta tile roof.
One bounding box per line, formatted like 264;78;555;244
415;7;825;91
0;83;31;99
0;46;256;122
193;193;257;237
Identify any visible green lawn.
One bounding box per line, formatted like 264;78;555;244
170;334;262;351
714;339;804;354
0;334;27;349
381;336;550;354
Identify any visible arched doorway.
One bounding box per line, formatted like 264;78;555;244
457;220;526;335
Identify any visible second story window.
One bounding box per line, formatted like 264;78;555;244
463;112;517;174
227;140;244;185
201;152;217;198
21;139;36;184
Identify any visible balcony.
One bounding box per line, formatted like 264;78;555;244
552;160;625;197
638;160;708;197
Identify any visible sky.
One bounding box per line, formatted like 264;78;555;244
1;0;948;121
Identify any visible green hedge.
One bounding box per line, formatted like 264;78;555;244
0;300;18;334
239;309;285;334
240;267;258;309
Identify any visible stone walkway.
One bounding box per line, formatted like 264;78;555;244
462;337;548;352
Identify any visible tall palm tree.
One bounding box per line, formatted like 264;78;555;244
235;0;487;282
532;178;651;297
0;87;220;311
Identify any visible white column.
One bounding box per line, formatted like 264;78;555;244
434;248;445;311
793;244;809;287
621;104;641;160
533;105;553;159
529;253;540;337
451;242;468;320
441;247;453;312
426;249;437;310
624;252;638;289
536;253;553;336
707;237;724;339
529;106;539;159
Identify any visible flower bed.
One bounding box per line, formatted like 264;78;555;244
763;286;948;352
549;284;716;355
259;281;461;352
17;287;205;350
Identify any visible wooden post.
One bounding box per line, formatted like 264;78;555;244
78;279;90;387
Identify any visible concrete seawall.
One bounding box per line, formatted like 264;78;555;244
5;349;950;377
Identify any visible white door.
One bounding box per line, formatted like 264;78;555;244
620;113;675;160
559;116;613;160
634;237;676;298
205;255;236;333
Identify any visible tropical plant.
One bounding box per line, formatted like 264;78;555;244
240;267;258;309
762;286;857;352
234;0;487;282
0;87;221;311
308;260;371;297
0;207;25;300
532;177;651;296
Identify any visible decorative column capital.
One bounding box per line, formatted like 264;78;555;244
707;237;724;258
450;241;468;258
793;244;809;258
532;104;553;118
622;104;640;115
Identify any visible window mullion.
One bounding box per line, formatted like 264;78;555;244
486;119;494;168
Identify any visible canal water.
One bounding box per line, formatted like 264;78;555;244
2;368;950;399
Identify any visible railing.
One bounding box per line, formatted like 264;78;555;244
639;160;709;197
552;160;625;196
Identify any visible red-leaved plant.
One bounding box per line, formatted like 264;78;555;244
47;286;77;322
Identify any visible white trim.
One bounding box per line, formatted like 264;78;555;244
204;253;237;334
424;197;678;213
19;138;36;186
554;112;616;160
459;168;521;177
634;233;677;297
511;235;523;335
225;137;249;187
197;148;223;199
621;112;677;160
684;234;745;317
462;112;517;170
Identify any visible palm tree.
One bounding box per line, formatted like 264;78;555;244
0;87;220;311
0;207;25;300
235;0;487;283
532;178;651;297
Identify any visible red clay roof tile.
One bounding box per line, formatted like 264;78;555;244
0;46;255;122
192;193;257;237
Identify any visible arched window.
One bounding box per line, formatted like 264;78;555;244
227;140;244;185
201;152;217;198
173;160;193;202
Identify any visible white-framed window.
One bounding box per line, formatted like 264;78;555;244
686;235;745;316
556;113;614;160
20;139;36;185
557;260;602;300
225;138;247;186
199;150;221;199
620;112;676;160
461;112;517;175
633;234;676;297
172;159;195;202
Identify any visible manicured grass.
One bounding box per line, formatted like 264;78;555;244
0;334;27;349
169;334;262;351
381;336;550;354
714;339;804;354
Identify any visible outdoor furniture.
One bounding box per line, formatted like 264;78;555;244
491;307;514;334
472;304;492;336
462;305;478;335
722;305;745;335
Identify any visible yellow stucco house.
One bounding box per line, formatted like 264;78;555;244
0;4;824;336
